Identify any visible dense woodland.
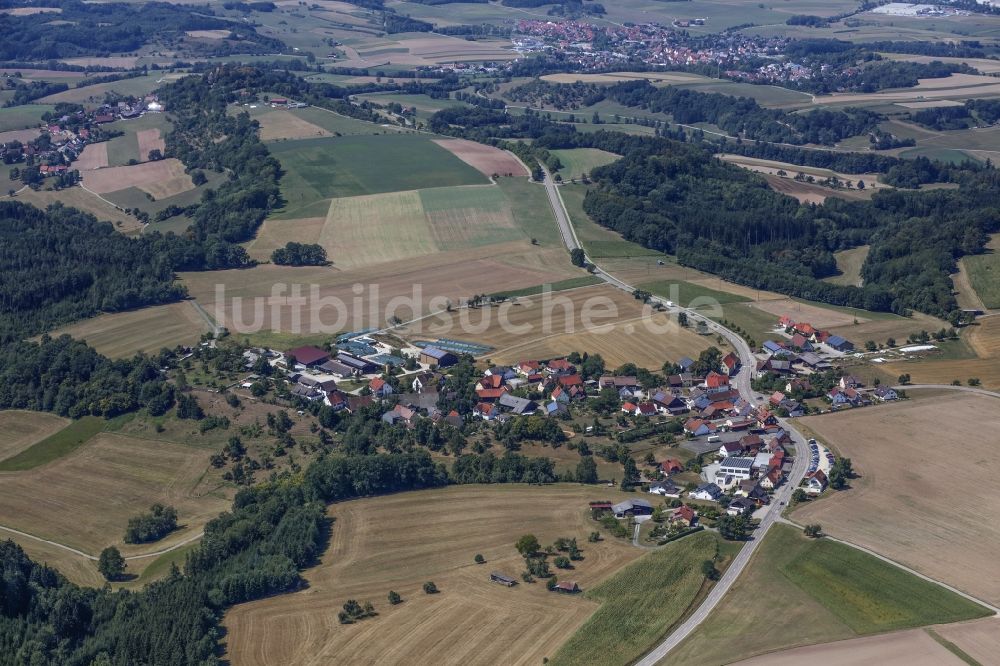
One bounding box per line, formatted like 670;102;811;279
909;98;1000;131
0;1;283;60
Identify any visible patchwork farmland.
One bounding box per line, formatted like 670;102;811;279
224;485;645;666
794;391;1000;606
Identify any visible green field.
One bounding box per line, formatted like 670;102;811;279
824;245;870;287
964;250;1000;309
560;183;662;257
0;416;105;471
37;73;163;105
490;275;602;299
898;146;976;165
0;105;51;131
550;531;737;666
668;525;991;666
354;92;467;115
642;279;752;307
269;133;488;218
551;148;620;181
103;113;173;166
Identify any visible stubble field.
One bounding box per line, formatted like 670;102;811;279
0;411;70;462
0;432;230;555
224;485;645;666
794;391;1000;606
399;283;713;368
83;158;194;198
47;301;212;358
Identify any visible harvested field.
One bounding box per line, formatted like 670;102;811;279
0;432;229;555
400;284;714;368
250;185;524;267
732;628;974;666
74;142;109;170
794;391;1000;606
224;485;645;666
185;29;231;39
0;411;70;462
83;158;194;198
934;618;1000;665
15;185;141;233
256;109;332;141
541;71;710;85
751;298;861;329
669;524;992;666
135;128;165;157
60;57;140;68
826;245;869;287
432;138;526;176
0;128;41;144
38;73;160;104
761;174;830;204
875;316;1000;389
813;74;1000;106
47;301;212;358
718;154;888;192
897;99;965;109
1;6;61;14
183;242;578;333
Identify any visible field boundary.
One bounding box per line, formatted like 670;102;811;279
779;520;999;614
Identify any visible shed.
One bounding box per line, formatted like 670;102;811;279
419;346;458;368
490;572;517;587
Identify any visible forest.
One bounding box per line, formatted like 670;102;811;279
429;105;999;318
0;203;185;340
0;1;283;60
909;98;1000;131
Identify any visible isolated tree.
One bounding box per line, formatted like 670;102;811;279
474;553;485;564
576;455;599;484
622;457;640;490
701;559;719;580
388;590;402;605
570;247;586;267
423;581;438;594
515;534;540;558
792;488;807;504
554;556;571;569
98;547;126;581
804;524;823;538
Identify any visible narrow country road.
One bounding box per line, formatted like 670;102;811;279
894;384;1000;399
539;165;811;663
0;524;204;562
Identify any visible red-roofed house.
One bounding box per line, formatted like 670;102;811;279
720;352;740;376
660;458;684;475
779;315;795;329
369;377;394;398
670;505;697;526
769;391;786;406
476;387;508;402
794;322;816;337
705;371;730;393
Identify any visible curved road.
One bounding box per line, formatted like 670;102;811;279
540;166;810;663
0;524;204;562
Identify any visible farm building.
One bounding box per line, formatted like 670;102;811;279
419;346;458;368
490;572;517;587
286;346;330;368
552;581;580;594
612;499;653;518
826;335;854;351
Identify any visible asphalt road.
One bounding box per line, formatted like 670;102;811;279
540;166;811;663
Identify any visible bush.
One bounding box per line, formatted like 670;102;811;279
388;590;402;605
124;504;178;544
423;581;439;594
474;553;485;564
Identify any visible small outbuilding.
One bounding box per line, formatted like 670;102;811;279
490;572;517;587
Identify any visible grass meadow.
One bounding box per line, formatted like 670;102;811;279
269;133;488;218
668;524;991;666
550;531;739;666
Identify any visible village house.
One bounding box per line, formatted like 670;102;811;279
873;386;899;402
690;482;723;502
498;393;537;416
648;479;682;497
704;371;730;394
369;377;394;398
720;352;740;376
670;504;697;527
660;458;684;475
806;470;828;494
717;457;754;482
684;418;716;437
381;404;417;427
